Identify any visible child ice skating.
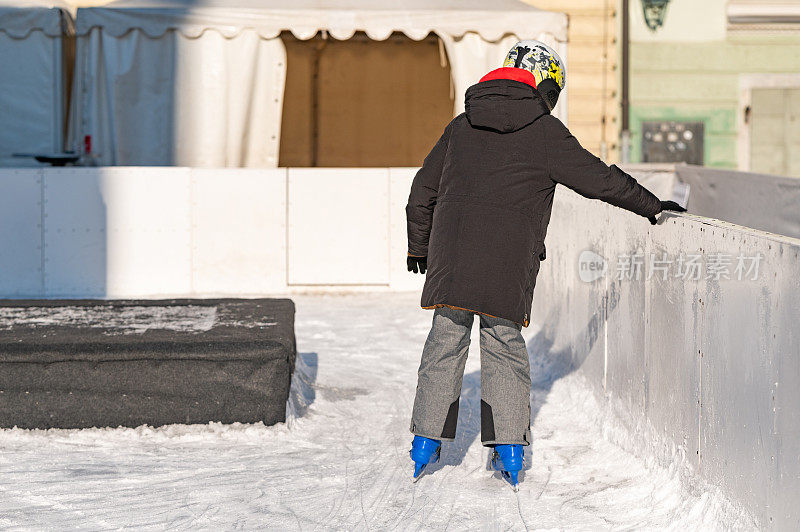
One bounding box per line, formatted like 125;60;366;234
405;40;684;489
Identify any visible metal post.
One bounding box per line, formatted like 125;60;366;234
621;0;631;163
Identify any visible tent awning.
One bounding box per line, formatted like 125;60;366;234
74;0;567;42
0;1;73;38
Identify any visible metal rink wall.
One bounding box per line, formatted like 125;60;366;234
534;187;800;529
675;165;800;241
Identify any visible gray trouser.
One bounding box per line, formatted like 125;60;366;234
410;306;532;446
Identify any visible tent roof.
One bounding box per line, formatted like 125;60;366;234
0;1;73;37
75;0;567;42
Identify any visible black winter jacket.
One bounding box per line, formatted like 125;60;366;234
406;79;661;326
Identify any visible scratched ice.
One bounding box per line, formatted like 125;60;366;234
0;294;754;530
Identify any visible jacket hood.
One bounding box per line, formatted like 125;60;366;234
465;79;549;133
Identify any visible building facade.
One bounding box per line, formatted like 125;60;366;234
628;0;800;176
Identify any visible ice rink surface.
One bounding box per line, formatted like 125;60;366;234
0;293;754;530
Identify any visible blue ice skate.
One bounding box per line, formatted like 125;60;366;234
410;436;441;481
491;444;524;491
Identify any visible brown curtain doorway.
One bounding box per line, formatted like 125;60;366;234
279;31;454;167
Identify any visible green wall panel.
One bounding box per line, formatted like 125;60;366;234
629;38;800;168
632;41;800;74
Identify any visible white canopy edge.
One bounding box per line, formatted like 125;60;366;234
74;3;567;43
0;1;73;38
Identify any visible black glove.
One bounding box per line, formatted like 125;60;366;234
649;200;687;225
407;256;427;274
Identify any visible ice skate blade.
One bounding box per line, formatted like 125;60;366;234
500;470;520;491
412;463;427;482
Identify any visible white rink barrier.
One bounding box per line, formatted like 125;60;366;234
533;187;800;529
0;167;423;297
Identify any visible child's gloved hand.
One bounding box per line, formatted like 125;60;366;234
407;256;427;274
648;200;687;225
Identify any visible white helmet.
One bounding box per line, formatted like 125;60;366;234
504;40;565;109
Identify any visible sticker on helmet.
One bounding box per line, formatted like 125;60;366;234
503;41;565;90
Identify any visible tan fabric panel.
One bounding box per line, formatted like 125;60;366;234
280;33;453;167
279;34;316;167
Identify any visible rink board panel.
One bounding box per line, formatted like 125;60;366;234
534;184;800;529
0;298;296;429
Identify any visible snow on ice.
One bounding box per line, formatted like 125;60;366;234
0;293;754;529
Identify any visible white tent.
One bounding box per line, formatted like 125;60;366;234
0;0;73;167
69;0;568;167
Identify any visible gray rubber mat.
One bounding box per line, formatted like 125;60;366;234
0;298;295;429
